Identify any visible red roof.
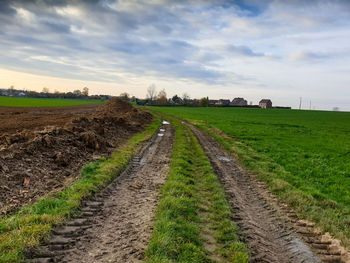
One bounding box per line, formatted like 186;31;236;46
259;99;272;103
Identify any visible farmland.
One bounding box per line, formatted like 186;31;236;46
150;106;350;249
1;99;349;262
0;96;105;107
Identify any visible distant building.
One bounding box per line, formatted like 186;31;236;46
259;99;272;108
217;99;230;106
209;99;219;105
231;97;247;106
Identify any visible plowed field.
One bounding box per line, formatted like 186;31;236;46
0;99;151;215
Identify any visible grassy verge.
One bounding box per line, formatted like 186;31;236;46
0;117;160;263
0;96;105;107
145;114;248;263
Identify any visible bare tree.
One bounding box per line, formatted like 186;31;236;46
157;89;167;105
182;92;190;102
42;87;49;93
82;87;89;97
199;97;209;107
120;92;130;101
147;84;157;101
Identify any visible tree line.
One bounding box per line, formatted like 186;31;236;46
0;86;111;100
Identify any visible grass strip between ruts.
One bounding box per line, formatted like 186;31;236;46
145;114;248;263
0;116;160;263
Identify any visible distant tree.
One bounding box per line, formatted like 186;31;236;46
73;89;82;97
42;87;50;93
199;97;209;107
82;87;89;97
120;92;130;101
182;92;190;102
9;85;14;91
157;89;167;105
172;94;182;104
146;84;157;102
333;107;339;111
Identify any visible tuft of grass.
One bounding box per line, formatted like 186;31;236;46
145;114;248;263
0;96;105;107
0;116;160;263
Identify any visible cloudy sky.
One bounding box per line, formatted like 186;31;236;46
0;0;349;110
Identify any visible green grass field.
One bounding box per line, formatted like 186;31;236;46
0;96;105;107
150;106;350;248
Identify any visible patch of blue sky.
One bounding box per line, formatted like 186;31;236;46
221;0;268;17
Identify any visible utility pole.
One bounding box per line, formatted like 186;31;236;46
309;100;311;110
299;97;302;110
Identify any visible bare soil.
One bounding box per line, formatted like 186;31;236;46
29;122;174;262
0;99;152;215
188;124;325;263
0;104;99;134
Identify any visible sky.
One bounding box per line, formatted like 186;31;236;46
0;0;349;110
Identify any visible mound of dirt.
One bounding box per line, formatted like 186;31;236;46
0;99;152;215
94;97;134;117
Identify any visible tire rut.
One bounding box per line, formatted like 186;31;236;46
28;122;174;263
188;124;322;263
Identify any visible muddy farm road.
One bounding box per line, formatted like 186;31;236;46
29;120;335;263
188;124;323;263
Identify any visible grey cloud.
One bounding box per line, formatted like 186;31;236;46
42;21;70;33
6;0;349;90
0;1;16;15
288;50;350;62
227;45;264;57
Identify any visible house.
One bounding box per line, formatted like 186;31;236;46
217;99;230;106
231;97;247;106
209;99;219;105
259;99;272;108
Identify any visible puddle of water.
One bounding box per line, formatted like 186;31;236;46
157;133;164;137
288;237;321;262
217;156;231;162
162;120;170;125
160;129;165;132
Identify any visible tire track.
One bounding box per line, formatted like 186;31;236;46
188;124;322;263
28;122;174;263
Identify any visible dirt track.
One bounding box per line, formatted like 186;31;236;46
23;115;348;262
188;124;323;263
29;122;174;262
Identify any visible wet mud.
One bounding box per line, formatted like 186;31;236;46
188;124;324;263
28;122;174;263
